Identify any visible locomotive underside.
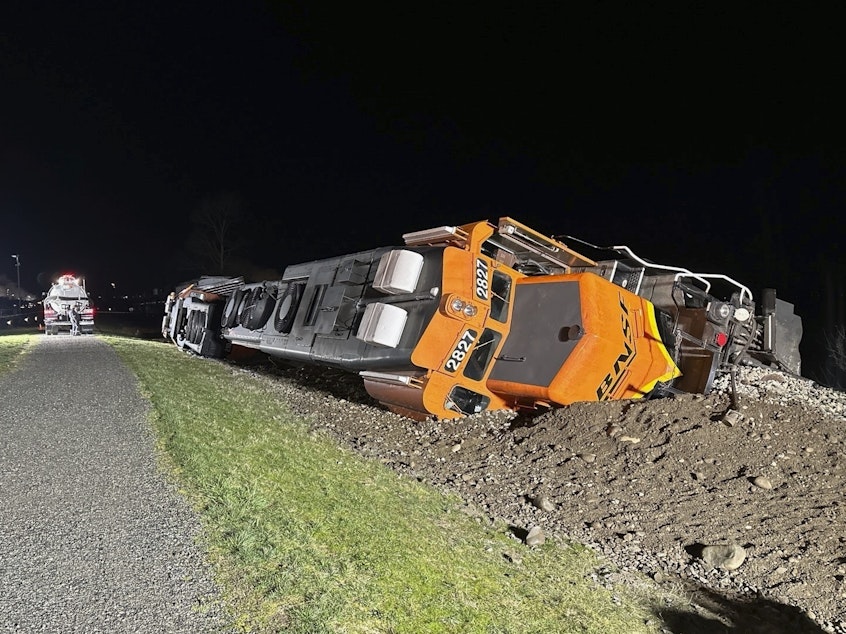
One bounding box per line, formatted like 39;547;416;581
162;217;803;420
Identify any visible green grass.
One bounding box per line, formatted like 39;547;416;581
0;333;37;375
106;336;666;634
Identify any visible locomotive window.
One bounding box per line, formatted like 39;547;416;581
489;271;512;323
463;328;502;381
445;385;491;416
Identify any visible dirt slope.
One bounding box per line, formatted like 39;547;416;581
232;355;846;634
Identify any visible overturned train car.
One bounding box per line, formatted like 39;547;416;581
162;217;802;420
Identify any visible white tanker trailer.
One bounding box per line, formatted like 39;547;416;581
42;274;95;335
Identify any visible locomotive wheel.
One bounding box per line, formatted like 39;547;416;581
238;287;262;328
222;290;243;328
188;311;201;343
235;289;252;326
273;283;303;334
193;311;207;344
243;288;275;330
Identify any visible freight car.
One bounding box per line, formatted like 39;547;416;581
162;217;802;420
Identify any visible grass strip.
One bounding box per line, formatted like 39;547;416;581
107;336;664;634
0;333;37;375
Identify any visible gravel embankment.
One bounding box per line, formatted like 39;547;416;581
237;358;846;634
0;336;232;633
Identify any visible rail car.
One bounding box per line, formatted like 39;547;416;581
162;217;802;420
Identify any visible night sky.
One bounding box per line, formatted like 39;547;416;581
2;3;844;374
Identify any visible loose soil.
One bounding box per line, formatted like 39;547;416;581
225;352;845;634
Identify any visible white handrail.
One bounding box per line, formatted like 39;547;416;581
612;246;753;303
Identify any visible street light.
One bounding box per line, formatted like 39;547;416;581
11;254;20;292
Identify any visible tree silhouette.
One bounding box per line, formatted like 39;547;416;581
186;192;249;274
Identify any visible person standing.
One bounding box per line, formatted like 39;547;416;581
70;303;81;336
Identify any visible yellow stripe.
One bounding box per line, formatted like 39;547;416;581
638;303;682;394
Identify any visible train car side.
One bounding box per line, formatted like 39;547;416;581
163;217;803;421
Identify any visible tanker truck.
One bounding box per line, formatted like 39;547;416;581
43;274;95;335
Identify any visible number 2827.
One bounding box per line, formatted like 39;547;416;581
444;329;477;373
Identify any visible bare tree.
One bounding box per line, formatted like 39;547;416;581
186;192;248;274
823;324;846;390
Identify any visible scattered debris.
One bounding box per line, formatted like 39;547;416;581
722;409;744;427
701;543;747;571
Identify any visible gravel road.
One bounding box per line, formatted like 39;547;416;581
0;335;232;633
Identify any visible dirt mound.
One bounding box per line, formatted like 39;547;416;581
236;356;846;633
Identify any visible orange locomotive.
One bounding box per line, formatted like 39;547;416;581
163;217;802;420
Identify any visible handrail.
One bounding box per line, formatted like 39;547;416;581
611;245;712;293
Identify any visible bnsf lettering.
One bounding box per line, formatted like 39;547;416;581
474;258;489;300
620;298;631;339
445;329;477;373
596;295;636;400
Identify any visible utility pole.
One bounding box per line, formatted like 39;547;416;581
11;254;21;295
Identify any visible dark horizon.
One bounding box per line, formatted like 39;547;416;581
2;2;844;384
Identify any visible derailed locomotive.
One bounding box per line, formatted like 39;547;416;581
162;217;802;420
